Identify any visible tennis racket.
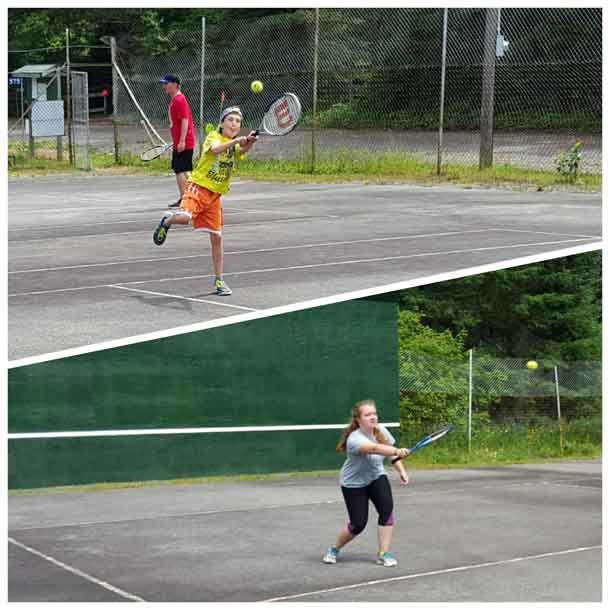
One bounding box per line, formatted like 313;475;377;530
140;142;172;162
391;424;455;464
252;92;301;137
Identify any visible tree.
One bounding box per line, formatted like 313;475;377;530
399;251;601;362
399;310;469;441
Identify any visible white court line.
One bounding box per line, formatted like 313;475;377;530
8;476;593;532
108;285;258;312
9;205;308;219
494;228;601;239
9;218;155;230
260;545;602;602
8;536;145;602
8;237;594;298
10;500;343;533
8;241;601;368
9;215;337;243
8;228;505;274
114;237;597;287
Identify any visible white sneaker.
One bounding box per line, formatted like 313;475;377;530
322;546;339;564
377;551;398;567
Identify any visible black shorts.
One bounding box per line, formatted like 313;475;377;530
341;474;395;535
172;148;194;174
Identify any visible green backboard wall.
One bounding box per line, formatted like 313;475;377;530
9;297;399;488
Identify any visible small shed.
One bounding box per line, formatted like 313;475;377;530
10;64;62;105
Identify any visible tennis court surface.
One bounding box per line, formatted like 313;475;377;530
8;176;601;360
8;460;601;602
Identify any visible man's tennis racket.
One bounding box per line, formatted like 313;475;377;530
140;142;172;162
391;425;455;464
253;92;301;137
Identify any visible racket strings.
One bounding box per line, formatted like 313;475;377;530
141;144;170;161
261;94;301;135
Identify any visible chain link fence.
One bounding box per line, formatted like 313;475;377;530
8;8;601;173
71;71;91;170
8;58;68;166
399;350;602;455
108;8;601;174
8;41;112;168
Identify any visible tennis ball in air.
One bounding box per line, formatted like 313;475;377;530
527;360;539;370
251;80;264;94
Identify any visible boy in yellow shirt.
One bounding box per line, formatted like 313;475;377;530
153;107;257;296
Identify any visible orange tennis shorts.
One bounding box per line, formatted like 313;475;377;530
180;182;224;235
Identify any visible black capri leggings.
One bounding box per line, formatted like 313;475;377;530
341;474;395;536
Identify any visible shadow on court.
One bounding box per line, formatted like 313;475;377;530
8;460;601;602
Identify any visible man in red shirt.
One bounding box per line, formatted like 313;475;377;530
160;74;196;208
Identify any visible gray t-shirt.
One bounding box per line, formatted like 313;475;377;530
339;425;396;488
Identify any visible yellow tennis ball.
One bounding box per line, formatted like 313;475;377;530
527;360;539;370
251;80;263;94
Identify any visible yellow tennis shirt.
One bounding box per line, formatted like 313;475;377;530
190;131;246;194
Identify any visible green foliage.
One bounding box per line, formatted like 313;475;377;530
400;252;602;361
399;310;468;437
313;105;600;132
555;140;583;181
318;104;361;129
396;256;601;465
401;416;601;465
8;8;298;69
398;310;466;357
400;393;465;444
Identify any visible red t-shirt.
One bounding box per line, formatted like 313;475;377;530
169;93;195;150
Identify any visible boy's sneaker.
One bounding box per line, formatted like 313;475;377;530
322;546;339;564
153;213;172;246
215;279;232;296
377;551;398;567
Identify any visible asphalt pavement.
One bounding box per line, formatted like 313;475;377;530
8;460;602;602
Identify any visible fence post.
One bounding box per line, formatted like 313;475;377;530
310;8;320;174
28;116;35;158
65;28;74;165
437;8;448;175
479;8;499;170
109;37;121;164
113;120;121;164
554;365;564;453
199;17;206;158
56;66;64;160
468;348;473;451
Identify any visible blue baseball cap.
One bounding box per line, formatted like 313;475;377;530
159;74;180;85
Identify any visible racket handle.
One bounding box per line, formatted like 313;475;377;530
253;129;260;136
391;447;414;464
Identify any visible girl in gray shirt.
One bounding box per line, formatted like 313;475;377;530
323;399;409;567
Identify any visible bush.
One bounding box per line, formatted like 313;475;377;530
318;103;361;129
555;140;583;181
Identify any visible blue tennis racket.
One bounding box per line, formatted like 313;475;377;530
391;424;455;464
